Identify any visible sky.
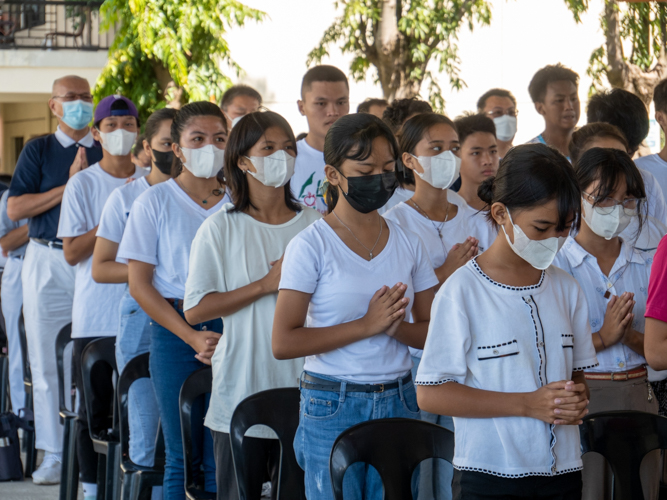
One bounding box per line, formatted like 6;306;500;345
223;0;623;145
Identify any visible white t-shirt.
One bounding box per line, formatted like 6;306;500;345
57;163;146;338
378;186;414;216
184;204;322;437
290;138;326;214
620;168;667;252
635;154;667;199
416;259;598;478
279;218;439;383
117;179;230;299
97;176;150;245
447;190;497;252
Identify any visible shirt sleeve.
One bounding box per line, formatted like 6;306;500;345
647;236;667;322
0;191;17;238
416;287;471;385
183;219;226;311
411;234;438;293
117;197;159;266
570;283;599;371
57;177;88;238
8;139;43;198
645;170;667;225
279;228;321;294
96;189;126;244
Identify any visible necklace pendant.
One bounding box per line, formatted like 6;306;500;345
203;200;207;204
604;290;610;299
369;252;373;260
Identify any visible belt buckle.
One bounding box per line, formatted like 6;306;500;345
376;384;384;393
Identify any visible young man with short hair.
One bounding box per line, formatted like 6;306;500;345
292;65;349;213
357;98;388;119
220;84;262;127
527;63;580;157
477;88;518;158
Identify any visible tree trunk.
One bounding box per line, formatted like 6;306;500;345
152;60;184;109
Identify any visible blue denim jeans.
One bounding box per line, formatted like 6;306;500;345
116;290;159;469
294;370;421;500
411;356;454;500
150;306;221;500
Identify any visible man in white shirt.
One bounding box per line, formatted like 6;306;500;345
291;65;349;214
220;84;262;129
636;78;667;197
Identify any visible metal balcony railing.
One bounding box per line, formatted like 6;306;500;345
0;0;114;50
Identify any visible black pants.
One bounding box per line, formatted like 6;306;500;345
72;337;114;484
211;430;281;500
452;470;582;500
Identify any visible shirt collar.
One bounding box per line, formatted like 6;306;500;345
562;235;647;268
55;126;95;148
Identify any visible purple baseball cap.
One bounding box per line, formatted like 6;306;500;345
94;95;139;124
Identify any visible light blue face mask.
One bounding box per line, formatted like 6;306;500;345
60;100;94;130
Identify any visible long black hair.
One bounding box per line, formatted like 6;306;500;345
397;113;457;187
324;113;399;213
478;143;581;231
170;101;227;177
224;111;301;213
574;147;646;236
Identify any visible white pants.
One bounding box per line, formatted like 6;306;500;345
2;256;24;414
22;241;75;453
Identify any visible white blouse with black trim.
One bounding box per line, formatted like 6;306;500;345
416;258;598;478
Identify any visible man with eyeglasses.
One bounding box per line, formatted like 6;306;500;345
477;88;518;158
6;75;103;485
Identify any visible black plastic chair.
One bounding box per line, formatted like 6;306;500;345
330;418;455;500
81;337;120;500
179;367;215;500
229;388;305;500
117;352;165;500
580;410;667;500
18;310;36;477
56;323;78;500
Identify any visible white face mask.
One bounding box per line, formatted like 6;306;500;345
582;198;634;240
181;144;225;179
411;150;461;190
502;210;566;270
99;129;137;157
493;115;517;142
245;150;296;188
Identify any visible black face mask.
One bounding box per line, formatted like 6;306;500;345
340;171;397;214
152;150;175;175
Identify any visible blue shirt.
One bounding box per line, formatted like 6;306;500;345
0;190;27;257
9;132;103;242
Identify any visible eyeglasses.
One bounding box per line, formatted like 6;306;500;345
485;108;518;119
51;92;93;102
583;192;642;216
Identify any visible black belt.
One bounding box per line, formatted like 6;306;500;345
31;238;63;250
165;298;184;310
300;372;412;393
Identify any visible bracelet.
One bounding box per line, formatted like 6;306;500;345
597;331;606;349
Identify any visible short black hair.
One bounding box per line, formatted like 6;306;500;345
225;111;300;214
357;98;388;114
324;113;398;213
397;113;457;187
528;63;579;103
382;98;433;134
301;65;349;98
654;78;667;114
587;88;648;153
220;84;262;111
454;113;496;146
477;89;517;112
478;143;581;232
568;122;629;165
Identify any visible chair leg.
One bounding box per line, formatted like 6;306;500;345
23;424;36;478
59;417;79;500
97;455;107;500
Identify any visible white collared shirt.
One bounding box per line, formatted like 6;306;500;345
619;169;667;253
54;126;95;149
553;236;663;379
416;259;598;478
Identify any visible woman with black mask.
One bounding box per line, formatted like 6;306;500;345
272;113;437;499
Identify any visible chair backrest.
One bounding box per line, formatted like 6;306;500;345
580;410;667;500
117;352;151;464
330;418;454;500
55;323;72;414
229;388;304;500
81;337;118;441
179;366;214;499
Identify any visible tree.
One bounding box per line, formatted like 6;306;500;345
308;0;492;109
565;0;667;106
94;0;265;121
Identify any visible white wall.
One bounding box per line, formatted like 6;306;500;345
225;0;607;144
